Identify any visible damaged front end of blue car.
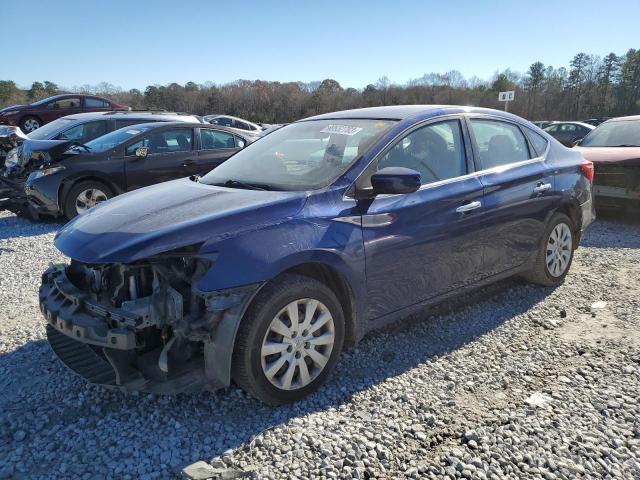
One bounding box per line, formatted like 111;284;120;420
40;248;264;393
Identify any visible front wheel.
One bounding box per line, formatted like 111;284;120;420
63;180;113;220
232;274;345;405
523;212;575;286
20;116;41;133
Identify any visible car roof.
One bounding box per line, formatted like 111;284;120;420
607;115;640;122
113;121;249;136
61;111;201;122
300;105;523;122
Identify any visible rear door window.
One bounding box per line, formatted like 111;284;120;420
200;129;236;149
469;119;531;169
523;127;549;157
85;97;110;108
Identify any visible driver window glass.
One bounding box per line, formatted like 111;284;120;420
131;129;193;155
126;138;149;156
58;121;108;143
48;97;80;109
377;119;467;185
470;119;531;169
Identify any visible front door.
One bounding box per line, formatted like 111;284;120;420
361;118;485;320
124;127;195;190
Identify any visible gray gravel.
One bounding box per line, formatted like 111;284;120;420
1;210;639;480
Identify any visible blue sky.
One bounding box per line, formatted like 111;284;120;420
5;0;639;90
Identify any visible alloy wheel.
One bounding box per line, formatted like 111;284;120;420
546;222;572;277
75;188;108;214
23;118;40;132
260;298;335;390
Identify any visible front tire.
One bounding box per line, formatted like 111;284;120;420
63;180;113;220
523;212;575;286
20;116;41;133
232;274;345;405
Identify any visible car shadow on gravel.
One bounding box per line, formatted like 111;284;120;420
0;277;557;477
0;213;62;240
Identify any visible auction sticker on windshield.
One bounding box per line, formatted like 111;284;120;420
320;125;363;136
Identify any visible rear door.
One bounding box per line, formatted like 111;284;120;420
124;127;195;190
196;128;243;175
361;117;486;320
467;116;554;278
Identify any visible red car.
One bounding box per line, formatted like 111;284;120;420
0;94;129;133
574;115;640;212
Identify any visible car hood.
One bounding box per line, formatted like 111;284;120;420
54;177;308;263
574;146;640;167
0;104;25;113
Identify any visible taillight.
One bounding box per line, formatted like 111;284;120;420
580;160;594;183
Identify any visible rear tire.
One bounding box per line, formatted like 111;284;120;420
63;180;113;220
20;116;41;133
523;212;575;286
232;274;345;405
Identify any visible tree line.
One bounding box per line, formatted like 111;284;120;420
1;49;639;123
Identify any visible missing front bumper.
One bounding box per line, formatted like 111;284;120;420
39;264;262;393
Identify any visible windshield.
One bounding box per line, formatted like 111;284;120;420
580;120;640;147
200;119;397;190
27;118;76;140
84;125;154;153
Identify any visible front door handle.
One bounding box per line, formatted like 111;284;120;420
533;182;552;194
182;159;195;167
456;200;482;213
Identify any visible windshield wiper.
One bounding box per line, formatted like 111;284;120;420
613;144;640;147
222;179;271;191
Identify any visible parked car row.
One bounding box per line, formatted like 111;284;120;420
543;121;595;147
0;111;253;218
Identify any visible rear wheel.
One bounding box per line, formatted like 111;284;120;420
20;116;41;133
232;274;345;405
63;180;113;220
523;212;575;286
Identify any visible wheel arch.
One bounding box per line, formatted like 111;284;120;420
58;175;122;210
276;262;358;347
554;200;581;248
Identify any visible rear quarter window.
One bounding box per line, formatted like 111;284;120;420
524;127;549;157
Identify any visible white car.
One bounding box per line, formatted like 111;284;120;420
203;114;262;137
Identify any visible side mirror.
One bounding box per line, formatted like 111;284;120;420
135;146;149;158
370;167;421;195
572;137;583;146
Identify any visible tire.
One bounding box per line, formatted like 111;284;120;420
63;180;113;220
523;212;575;286
232;273;345;405
20;116;41;133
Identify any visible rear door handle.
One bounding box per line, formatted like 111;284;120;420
456;200;482;213
533;182;552;194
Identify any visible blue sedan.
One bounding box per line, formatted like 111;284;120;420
40;105;595;404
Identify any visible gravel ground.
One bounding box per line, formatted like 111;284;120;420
1;210;639;480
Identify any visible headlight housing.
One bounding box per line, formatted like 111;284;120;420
30;165;65;180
